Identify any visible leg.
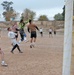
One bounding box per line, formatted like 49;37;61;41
33;32;37;47
30;31;36;48
20;33;24;41
41;33;42;37
34;38;36;42
49;32;51;37
30;38;33;43
51;33;53;37
30;38;33;48
0;48;7;66
40;32;41;37
0;48;4;61
19;33;24;43
16;44;23;53
24;36;29;43
11;44;17;53
32;38;36;47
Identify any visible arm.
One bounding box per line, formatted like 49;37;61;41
24;19;29;25
35;26;39;31
27;27;30;33
16;28;19;31
22;19;29;27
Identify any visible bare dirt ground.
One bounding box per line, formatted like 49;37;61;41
0;30;63;75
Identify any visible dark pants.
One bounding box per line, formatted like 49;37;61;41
11;44;21;52
19;29;24;41
20;33;24;41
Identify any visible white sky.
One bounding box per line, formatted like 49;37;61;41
0;0;65;21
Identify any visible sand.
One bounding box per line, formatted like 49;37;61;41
0;30;63;75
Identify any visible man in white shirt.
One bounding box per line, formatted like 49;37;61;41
7;27;23;54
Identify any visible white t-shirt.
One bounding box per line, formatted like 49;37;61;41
8;31;17;39
8;31;18;45
40;28;43;32
49;29;52;32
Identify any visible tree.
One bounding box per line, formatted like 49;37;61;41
54;13;63;21
21;8;36;21
62;5;65;21
54;5;65;21
38;15;49;21
1;1;18;21
38;15;49;25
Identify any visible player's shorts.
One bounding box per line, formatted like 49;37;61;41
49;32;52;34
40;32;43;34
54;31;56;34
31;31;37;38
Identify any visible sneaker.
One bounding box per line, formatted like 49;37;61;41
11;43;13;46
1;63;8;67
25;40;29;43
19;51;23;53
30;45;32;48
11;51;14;54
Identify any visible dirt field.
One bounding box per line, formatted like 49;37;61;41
0;30;63;75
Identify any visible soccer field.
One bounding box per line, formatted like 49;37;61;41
0;30;63;75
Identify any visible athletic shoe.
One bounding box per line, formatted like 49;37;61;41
30;45;32;48
25;40;29;43
11;51;14;54
1;63;8;67
19;51;23;53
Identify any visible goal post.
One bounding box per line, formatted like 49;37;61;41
62;0;73;75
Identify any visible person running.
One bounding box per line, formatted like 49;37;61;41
7;27;23;54
19;19;29;43
0;48;8;66
27;19;39;48
12;22;19;40
39;28;43;37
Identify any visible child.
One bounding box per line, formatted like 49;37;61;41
7;27;23;54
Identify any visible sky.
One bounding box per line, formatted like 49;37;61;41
0;0;65;21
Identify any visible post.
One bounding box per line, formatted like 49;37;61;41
62;0;73;75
